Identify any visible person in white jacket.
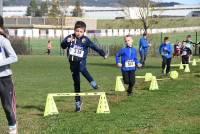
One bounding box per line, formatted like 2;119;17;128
0;15;18;134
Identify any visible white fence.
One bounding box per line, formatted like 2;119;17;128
7;26;200;38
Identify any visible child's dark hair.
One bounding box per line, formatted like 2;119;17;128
125;35;133;38
74;21;86;31
164;37;169;41
143;32;147;36
0;15;4;28
187;35;191;38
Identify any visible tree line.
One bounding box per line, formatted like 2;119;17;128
26;0;82;17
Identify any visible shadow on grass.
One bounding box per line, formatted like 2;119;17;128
144;65;161;69
17;105;44;112
194;74;200;78
88;63;116;67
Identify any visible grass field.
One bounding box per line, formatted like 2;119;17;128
0;55;200;134
97;17;200;29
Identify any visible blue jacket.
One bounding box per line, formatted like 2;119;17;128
116;46;140;72
159;43;173;59
61;34;105;62
139;36;149;52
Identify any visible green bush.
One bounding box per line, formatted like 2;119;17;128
9;37;30;55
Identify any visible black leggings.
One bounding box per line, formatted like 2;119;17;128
122;70;135;93
162;56;171;74
0;76;16;126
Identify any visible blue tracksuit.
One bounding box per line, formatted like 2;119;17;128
116;45;140;94
159;42;173;74
116;46;140;72
139;36;149;66
61;34;105;101
159;43;173;59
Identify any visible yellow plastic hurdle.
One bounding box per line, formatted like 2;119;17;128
44;92;110;117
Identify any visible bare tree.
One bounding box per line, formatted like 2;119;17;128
119;0;162;32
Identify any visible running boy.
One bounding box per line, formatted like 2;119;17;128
61;21;107;112
159;37;173;75
116;35;142;96
0;15;18;134
180;41;192;69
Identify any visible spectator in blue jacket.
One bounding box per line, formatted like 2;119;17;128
61;21;107;112
139;32;151;68
159;37;173;75
116;35;142;96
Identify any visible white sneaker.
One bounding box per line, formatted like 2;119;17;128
9;125;17;134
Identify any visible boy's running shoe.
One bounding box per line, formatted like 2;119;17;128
9;125;17;134
90;81;100;89
127;92;133;96
75;101;83;112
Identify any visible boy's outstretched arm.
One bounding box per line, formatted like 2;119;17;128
115;49;122;67
87;38;106;58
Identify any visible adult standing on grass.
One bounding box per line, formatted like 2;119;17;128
159;37;173;76
139;32;151;68
0;15;18;134
61;21;107;112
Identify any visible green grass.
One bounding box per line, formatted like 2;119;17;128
0;55;200;133
97;17;200;29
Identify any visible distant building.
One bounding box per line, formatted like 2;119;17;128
153;4;200;17
2;4;200;19
3;6;27;17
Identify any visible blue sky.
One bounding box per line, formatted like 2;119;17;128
161;0;200;4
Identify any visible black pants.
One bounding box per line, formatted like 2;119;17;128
139;50;148;67
70;60;94;102
0;76;16;126
122;70;135;94
162;56;171;74
182;56;189;69
47;49;51;55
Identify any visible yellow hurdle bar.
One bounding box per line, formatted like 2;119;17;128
44;92;110;117
49;92;105;97
136;76;145;78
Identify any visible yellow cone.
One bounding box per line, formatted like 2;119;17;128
44;94;59;117
192;59;197;66
149;76;159;90
184;64;190;73
97;93;110;113
145;73;153;82
179;62;184;70
115;76;125;91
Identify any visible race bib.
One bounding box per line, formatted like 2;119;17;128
125;60;135;68
186;43;191;48
69;47;84;58
182;51;187;56
161;52;168;56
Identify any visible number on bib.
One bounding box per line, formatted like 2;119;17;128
69;47;84;58
125;60;135;68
